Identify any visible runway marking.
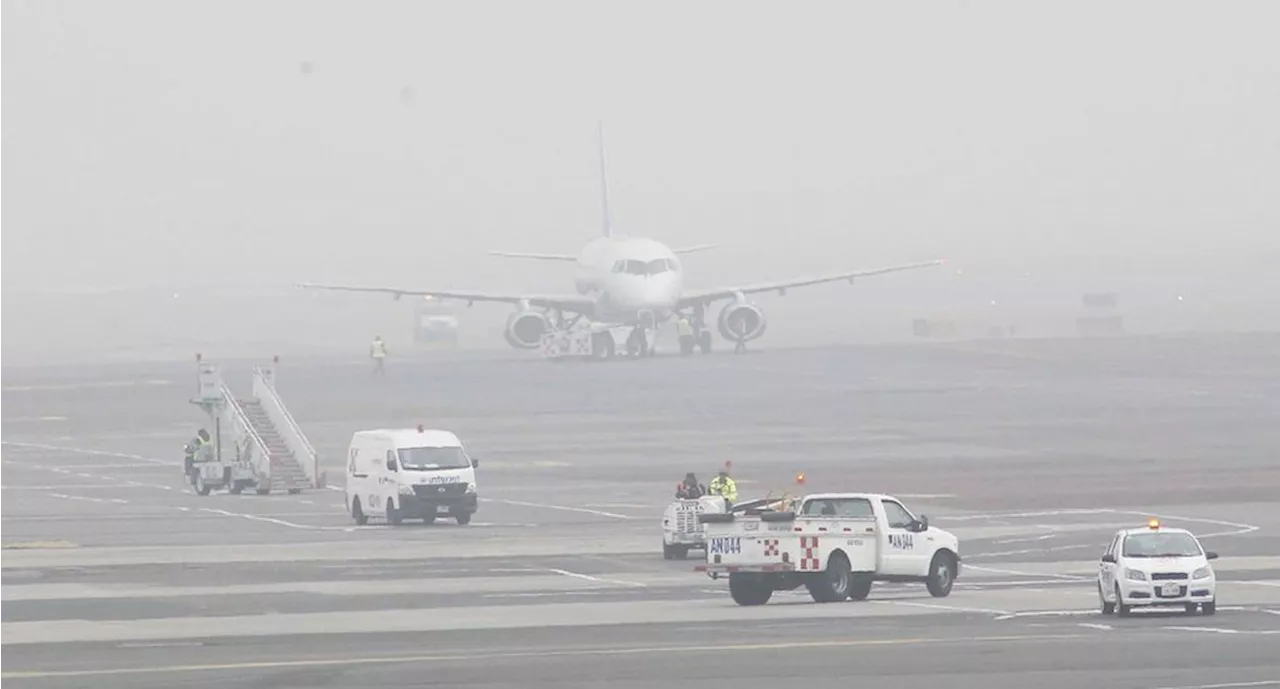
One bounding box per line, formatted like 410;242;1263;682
0;540;78;550
548;568;648;589
1234;581;1280;588
117;637;204;642
993;534;1056;545
1152;682;1280;689
0;632;1088;679
1077;623;1112;631
995;609;1099;620
872;600;1011;616
1162;626;1239;634
1;379;172;392
584;503;653;509
0;441;174;466
485;498;634;520
896;493;957;499
964;564;1090;582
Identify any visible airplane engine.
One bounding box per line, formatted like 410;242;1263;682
503;310;549;349
717;302;767;342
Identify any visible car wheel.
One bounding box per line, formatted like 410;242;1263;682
1099;583;1115;615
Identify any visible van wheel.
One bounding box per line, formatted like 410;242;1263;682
806;552;851;602
350;497;368;525
420;515;436;525
386;501;403;526
926;551;956;598
454;511;472;526
729;573;773;606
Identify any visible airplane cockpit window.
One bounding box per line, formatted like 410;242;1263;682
614;258;678;276
646;258;673;274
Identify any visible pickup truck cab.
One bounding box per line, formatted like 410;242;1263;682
695;492;960;606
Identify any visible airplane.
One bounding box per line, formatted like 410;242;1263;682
296;126;945;355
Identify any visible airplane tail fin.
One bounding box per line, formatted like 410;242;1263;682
598;120;612;238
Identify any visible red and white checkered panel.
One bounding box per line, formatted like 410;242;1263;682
799;536;821;571
762;538;780;556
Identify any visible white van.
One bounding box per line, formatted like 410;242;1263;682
345;426;479;526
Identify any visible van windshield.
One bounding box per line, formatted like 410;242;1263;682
397;446;470;471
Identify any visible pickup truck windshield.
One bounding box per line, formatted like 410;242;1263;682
800;497;874;518
1122;532;1202;558
397;447;470;471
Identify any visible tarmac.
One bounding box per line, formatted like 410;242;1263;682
3;334;1280;688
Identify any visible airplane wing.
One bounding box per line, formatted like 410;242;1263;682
295;282;596;313
677;259;946;306
486;251;578;262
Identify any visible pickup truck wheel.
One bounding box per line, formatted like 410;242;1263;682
350;497;369;525
926;551;956;597
386;501;403;526
729;573;773;606
806;552;851;602
847;574;873;601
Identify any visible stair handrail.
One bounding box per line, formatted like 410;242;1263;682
219;383;272;480
252;366;318;486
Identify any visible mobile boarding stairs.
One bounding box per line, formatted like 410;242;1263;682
188;358;324;496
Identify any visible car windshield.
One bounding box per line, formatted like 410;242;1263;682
1122;532;1202;558
397;446;469;471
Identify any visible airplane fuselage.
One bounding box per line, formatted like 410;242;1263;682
573;236;684;325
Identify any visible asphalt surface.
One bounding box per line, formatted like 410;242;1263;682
4;335;1280;688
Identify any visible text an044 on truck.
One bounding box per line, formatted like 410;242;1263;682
695;493;960;606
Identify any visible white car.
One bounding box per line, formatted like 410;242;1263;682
1097;519;1218;616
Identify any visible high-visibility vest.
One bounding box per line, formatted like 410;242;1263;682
677;320;693;337
710;476;738;501
371;341;387;358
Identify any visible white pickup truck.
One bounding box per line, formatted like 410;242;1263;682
694;492;961;606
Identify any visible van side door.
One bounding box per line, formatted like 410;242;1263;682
877;498;929;576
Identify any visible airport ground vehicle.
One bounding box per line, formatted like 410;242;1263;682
540;322;654;360
345;426;480;526
694;492;960;606
664;496;796;559
1097;518;1218;616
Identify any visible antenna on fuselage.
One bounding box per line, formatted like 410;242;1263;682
597;120;613;239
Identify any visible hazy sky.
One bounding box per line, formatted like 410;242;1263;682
4;0;1279;296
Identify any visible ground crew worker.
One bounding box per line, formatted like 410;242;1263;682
709;468;738;506
675;472;706;499
677;317;695;356
184;429;211;487
370;336;388;375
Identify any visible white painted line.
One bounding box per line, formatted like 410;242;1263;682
0;442;173;466
872;600;1011;616
1161;626;1238;634
995;609;1098;621
584;503;652;509
1233;581;1280;588
964;564;1090;582
117;642;204;649
485;498;634;520
1261;609;1280;616
939;509;1110;522
1077;623;1112;631
993;534;1056;545
1153;680;1280;689
548;568;648;589
896;494;957;499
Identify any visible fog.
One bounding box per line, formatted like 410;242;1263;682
4;0;1279;366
